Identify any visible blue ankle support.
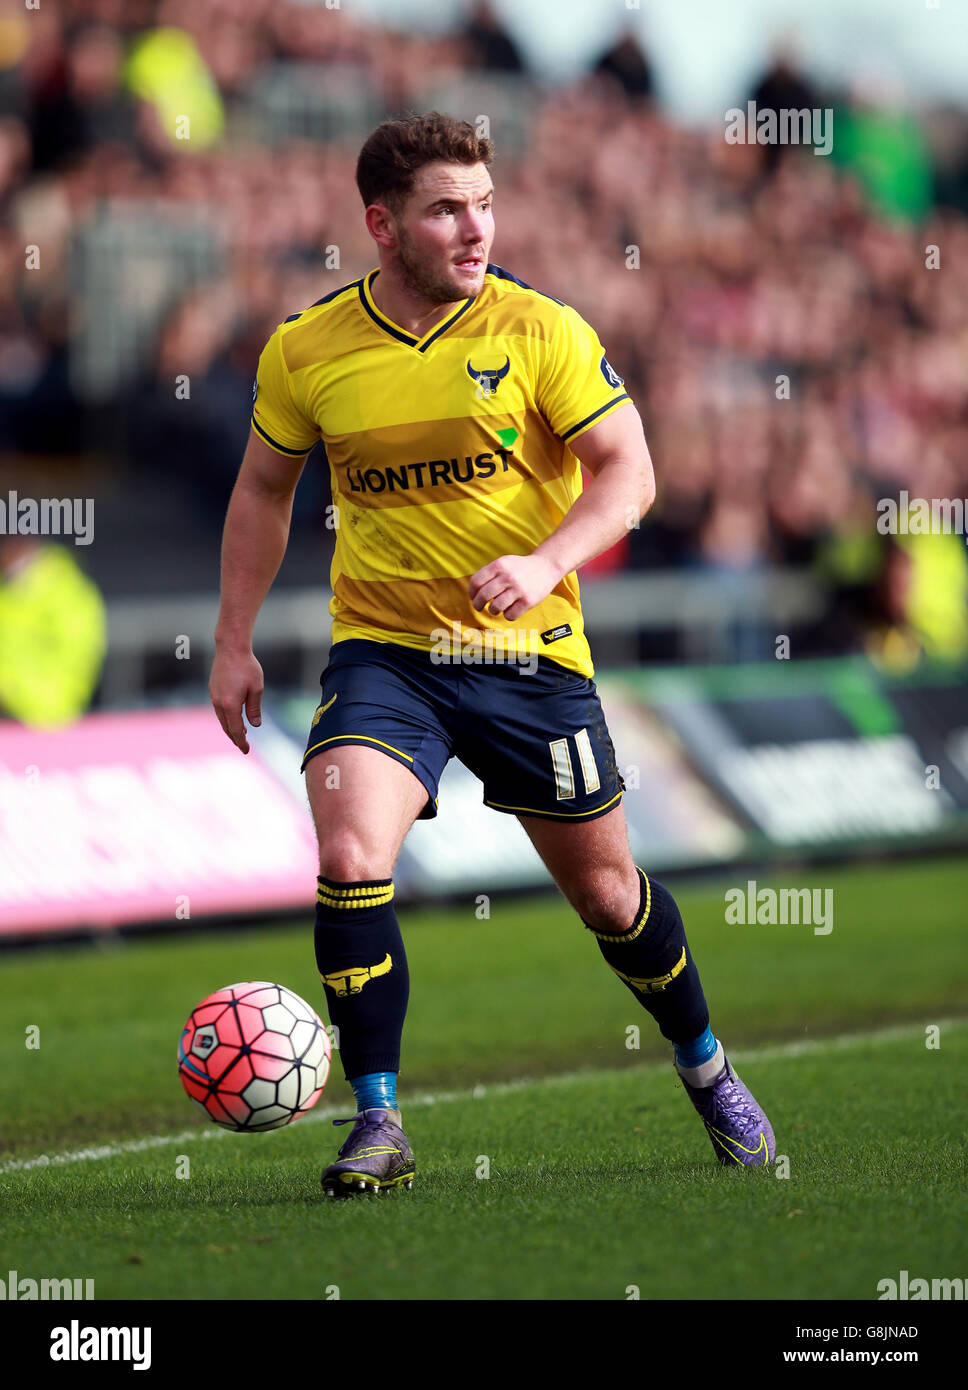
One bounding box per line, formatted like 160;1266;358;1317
674;1026;718;1069
350;1071;398;1113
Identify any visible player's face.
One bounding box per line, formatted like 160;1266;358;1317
395;162;494;304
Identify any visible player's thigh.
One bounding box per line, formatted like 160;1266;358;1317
306;744;428;879
518;802;640;928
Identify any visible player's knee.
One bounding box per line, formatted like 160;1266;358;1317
317;828;388;883
571;865;640;935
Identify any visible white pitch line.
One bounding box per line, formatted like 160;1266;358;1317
1;1016;963;1176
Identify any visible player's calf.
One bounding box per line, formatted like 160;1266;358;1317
583;869;774;1166
584;869;709;1044
314;875;412;1179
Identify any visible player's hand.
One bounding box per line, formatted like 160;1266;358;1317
468;553;563;623
209;647;264;755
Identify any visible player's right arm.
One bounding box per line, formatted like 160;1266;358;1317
209;430;309;753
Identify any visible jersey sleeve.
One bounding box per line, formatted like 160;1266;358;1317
535;303;631;445
250;325;320;456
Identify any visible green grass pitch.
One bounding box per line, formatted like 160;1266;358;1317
1;855;965;1300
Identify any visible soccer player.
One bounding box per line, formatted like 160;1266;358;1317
209;112;774;1194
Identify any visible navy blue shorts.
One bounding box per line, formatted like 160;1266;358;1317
301;638;625;822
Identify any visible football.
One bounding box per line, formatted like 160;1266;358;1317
178;982;331;1131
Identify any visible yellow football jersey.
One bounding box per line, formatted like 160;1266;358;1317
251;263;631;677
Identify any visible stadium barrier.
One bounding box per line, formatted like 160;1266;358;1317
2;654;964;936
100;569;824;703
0;707;317;936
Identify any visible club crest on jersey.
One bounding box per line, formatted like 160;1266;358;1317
600;354;623;388
467;355;510;399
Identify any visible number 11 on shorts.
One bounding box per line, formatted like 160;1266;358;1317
548;728;600;800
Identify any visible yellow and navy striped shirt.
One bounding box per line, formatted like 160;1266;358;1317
251;263;631;677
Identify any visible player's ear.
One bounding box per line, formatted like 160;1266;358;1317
365;202;397;248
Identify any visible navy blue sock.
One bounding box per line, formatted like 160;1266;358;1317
314;876;409;1081
584;869;710;1045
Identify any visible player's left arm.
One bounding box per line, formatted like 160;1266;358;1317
468;401;655;622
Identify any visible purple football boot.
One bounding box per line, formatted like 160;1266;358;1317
677;1053;775;1166
321;1108;415;1196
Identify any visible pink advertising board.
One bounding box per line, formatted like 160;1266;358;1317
0;708;318;934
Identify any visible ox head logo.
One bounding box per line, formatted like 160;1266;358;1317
466;355;510;399
320;953;393;997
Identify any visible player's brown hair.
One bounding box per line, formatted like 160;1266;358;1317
356;112;494;215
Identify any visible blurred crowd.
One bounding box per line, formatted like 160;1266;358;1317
1;0;967;667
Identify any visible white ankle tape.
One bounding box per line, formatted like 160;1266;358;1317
676;1041;725;1088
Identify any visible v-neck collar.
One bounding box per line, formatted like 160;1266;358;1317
358;268;477;353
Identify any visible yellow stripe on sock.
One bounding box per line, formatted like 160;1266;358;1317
608;946;687;994
317;884;392;906
317;882;394;899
